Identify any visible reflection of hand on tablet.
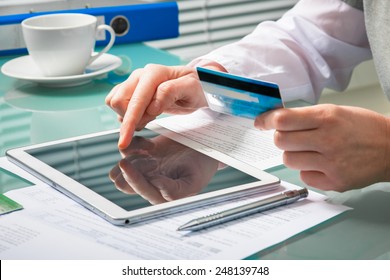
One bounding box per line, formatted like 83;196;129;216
109;136;219;204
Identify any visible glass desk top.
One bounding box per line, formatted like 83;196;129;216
1;43;389;260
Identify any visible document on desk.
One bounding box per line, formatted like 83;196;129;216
151;108;283;170
0;158;351;260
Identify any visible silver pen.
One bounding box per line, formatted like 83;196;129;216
177;188;308;231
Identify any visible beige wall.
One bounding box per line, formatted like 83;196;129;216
319;60;390;116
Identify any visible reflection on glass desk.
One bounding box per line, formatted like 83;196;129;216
1;43;390;260
0;43;183;155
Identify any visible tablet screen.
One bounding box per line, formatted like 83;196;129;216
25;130;259;211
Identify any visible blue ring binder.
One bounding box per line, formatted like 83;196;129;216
0;2;179;56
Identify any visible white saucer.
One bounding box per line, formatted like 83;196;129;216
1;53;122;87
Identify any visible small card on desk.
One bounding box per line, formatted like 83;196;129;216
197;67;283;119
0;194;23;215
0;166;32;215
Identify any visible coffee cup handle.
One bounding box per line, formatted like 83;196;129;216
88;24;116;65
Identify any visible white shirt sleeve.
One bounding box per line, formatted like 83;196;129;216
189;0;372;104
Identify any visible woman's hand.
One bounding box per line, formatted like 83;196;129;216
255;104;390;191
105;64;208;149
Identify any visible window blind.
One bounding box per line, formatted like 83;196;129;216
146;0;298;61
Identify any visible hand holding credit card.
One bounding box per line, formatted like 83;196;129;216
197;67;284;119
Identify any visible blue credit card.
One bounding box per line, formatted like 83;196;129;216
197;67;283;119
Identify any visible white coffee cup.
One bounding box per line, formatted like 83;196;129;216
22;13;116;77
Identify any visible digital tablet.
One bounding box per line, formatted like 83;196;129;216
6;127;280;225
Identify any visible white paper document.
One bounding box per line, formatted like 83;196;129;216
0;158;351;260
152;109;283;170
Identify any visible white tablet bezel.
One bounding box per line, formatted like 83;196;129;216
6;128;280;225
